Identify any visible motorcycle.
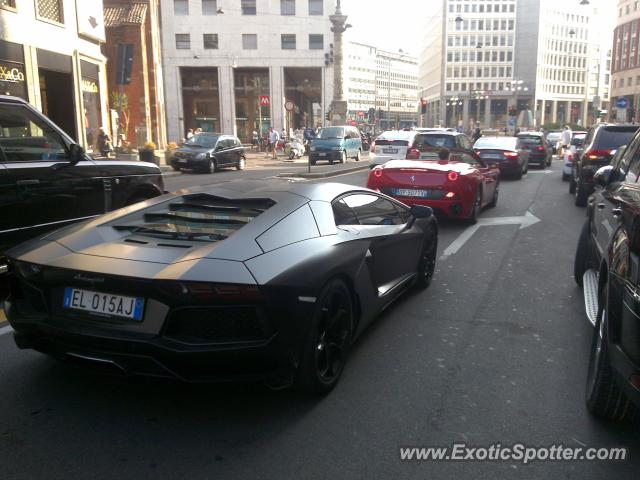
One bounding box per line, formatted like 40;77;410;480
284;138;305;160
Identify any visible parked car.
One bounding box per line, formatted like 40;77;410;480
546;130;562;154
570;124;640;206
170;133;246;173
4;180;438;394
517;131;552;168
309;126;363;165
367;148;500;223
473;136;529;179
573;129;640;423
369;130;417;168
562;132;587;181
0;95;164;291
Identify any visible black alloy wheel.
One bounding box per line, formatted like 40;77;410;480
489;180;499;208
237;156;246;170
296;279;354;394
341;150;347;164
573;220;594;287
575;179;588;207
468;188;482;224
416;237;437;289
207;158;217;174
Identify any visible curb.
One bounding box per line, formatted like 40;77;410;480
278;164;370;179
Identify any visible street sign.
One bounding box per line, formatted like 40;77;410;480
284;100;295;111
259;95;270;106
617;97;628;109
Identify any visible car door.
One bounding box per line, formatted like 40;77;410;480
0;102;104;249
341;193;423;296
593;136;640;256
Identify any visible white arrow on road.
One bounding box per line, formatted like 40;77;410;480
526;170;555;175
440;211;540;261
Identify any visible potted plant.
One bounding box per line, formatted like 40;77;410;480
138;141;157;163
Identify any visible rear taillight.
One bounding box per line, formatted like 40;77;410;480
406;148;420;160
167;283;263;301
447;171;459;182
537;146;545;151
585;149;613;161
474;150;481;156
373;167;383;178
504;151;519;160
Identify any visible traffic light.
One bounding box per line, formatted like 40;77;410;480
325;111;331;121
421;98;428;114
377;108;384;120
368;107;376;123
116;43;134;85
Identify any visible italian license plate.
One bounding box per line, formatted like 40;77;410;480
319;153;327;157
482;154;502;159
395;188;429;198
178;159;187;163
383;148;398;154
63;287;145;321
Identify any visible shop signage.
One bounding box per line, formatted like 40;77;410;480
259;95;270;106
617;97;628;109
0;65;25;83
75;0;106;42
81;79;99;93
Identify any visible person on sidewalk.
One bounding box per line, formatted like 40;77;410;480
252;129;259;151
97;128;113;158
268;127;280;159
561;125;572;156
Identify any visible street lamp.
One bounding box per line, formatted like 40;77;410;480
446;96;463;128
472;90;488;127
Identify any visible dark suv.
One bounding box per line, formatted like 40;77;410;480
570;123;640;206
516;132;552;168
0;95;164;285
170;133;246;173
573;128;640;423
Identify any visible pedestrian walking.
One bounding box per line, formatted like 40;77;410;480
97;127;113;157
186;128;194;139
269;127;280;159
561;125;572;156
252;129;259;151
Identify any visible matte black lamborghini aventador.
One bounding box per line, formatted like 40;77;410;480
4;180;438;393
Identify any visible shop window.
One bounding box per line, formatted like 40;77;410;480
174;0;188;15
242;34;257;50
309;34;323;50
281;0;295;15
281;34;296;50
202;0;217;15
181;67;221;135
241;0;256;15
203;34;219;49
308;0;323;15
36;0;63;24
176;34;191;49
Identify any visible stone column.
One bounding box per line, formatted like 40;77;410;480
551;100;558;124
485;97;492;129
462;98;470;132
329;0;349;125
540;99;546;126
219;65;235;135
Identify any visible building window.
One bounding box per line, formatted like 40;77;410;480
36;0;63;23
281;34;296;50
281;0;295;15
202;0;217;15
309;34;323;50
241;0;256;15
203;34;219;49
174;0;188;15
176;34;191;49
309;0;323;15
0;0;16;9
242;34;257;50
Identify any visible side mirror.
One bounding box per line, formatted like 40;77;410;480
593;165;614;188
69;144;85;165
410;205;433;220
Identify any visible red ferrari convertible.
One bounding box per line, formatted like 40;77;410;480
367;149;500;222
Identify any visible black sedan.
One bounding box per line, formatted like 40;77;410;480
473;136;529;179
171;133;246;173
4;181;438;394
517;132;552;168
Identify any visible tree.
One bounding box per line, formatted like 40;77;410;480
111;91;130;145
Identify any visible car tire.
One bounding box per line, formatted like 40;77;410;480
171;165;180;172
489;180;499;208
569;176;577;194
415;236;437;290
310;159;317;166
586;281;638;424
207;158;217;174
562;172;570;182
341;150;347;164
547;157;552;167
574;220;595;287
296;278;354;395
468;188;482;224
575;179;588;207
524;162;528;174
236;156;246;171
354;149;361;161
514;167;523;180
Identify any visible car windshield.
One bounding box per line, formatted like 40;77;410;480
184;134;219;148
414;134;456;150
113;194;274;243
474;137;517;149
546;132;562;141
595;128;640;150
317;127;345;139
518;136;543;146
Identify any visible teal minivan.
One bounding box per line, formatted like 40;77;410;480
309;126;363;165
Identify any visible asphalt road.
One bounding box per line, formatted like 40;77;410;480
1;158;639;479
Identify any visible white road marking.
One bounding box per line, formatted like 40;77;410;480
525;170;554;175
440;212;541;261
0;325;13;336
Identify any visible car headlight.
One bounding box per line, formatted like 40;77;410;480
331;147;342;151
195;153;207;160
310;146;316;152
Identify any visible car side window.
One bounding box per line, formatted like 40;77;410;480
0;104;70;163
342;194;404;226
623;144;640;183
332;199;359;226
